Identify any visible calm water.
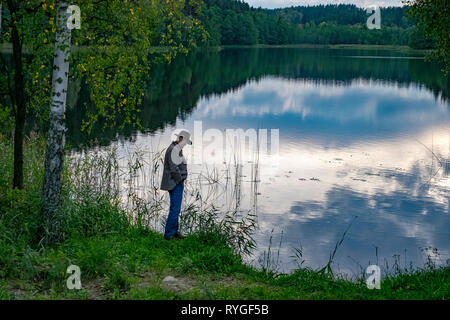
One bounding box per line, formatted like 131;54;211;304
69;47;450;276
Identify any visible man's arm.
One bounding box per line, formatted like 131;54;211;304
167;146;183;184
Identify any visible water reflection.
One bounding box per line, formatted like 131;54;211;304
246;124;449;274
69;47;449;275
119;75;449;275
191;77;448;144
65;47;449;147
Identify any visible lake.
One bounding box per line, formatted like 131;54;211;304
68;47;450;277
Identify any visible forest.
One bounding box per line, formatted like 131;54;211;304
199;1;435;48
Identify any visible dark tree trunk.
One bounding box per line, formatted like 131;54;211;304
11;15;25;190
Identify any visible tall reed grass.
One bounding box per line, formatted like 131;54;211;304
65;140;260;256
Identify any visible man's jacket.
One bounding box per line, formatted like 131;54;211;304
160;142;188;191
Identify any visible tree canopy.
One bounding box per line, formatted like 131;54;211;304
199;1;433;48
407;0;449;75
0;0;206;242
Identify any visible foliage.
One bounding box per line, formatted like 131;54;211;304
0;0;207;193
62;0;207;133
273;4;414;28
0;0;206;132
199;1;428;48
407;0;450;76
0;0;55;128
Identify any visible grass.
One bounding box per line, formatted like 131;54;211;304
2;230;449;300
0;134;449;300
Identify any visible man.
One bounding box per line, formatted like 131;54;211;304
160;129;192;240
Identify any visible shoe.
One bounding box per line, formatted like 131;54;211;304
174;233;186;240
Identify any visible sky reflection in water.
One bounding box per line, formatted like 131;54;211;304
109;54;450;276
165;75;450;275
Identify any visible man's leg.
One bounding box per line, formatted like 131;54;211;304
164;182;184;239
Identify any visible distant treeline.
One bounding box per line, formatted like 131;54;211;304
199;1;435;49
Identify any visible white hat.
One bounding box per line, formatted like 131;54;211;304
175;129;192;145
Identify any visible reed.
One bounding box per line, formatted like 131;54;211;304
64;139;260;256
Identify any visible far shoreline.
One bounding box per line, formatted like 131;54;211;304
215;44;432;56
1;43;433;56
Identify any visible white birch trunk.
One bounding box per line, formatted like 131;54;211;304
42;1;71;242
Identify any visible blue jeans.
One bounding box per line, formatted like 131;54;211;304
164;182;184;239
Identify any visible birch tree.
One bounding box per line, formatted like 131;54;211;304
1;0;206;242
40;0;206;242
41;1;71;242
